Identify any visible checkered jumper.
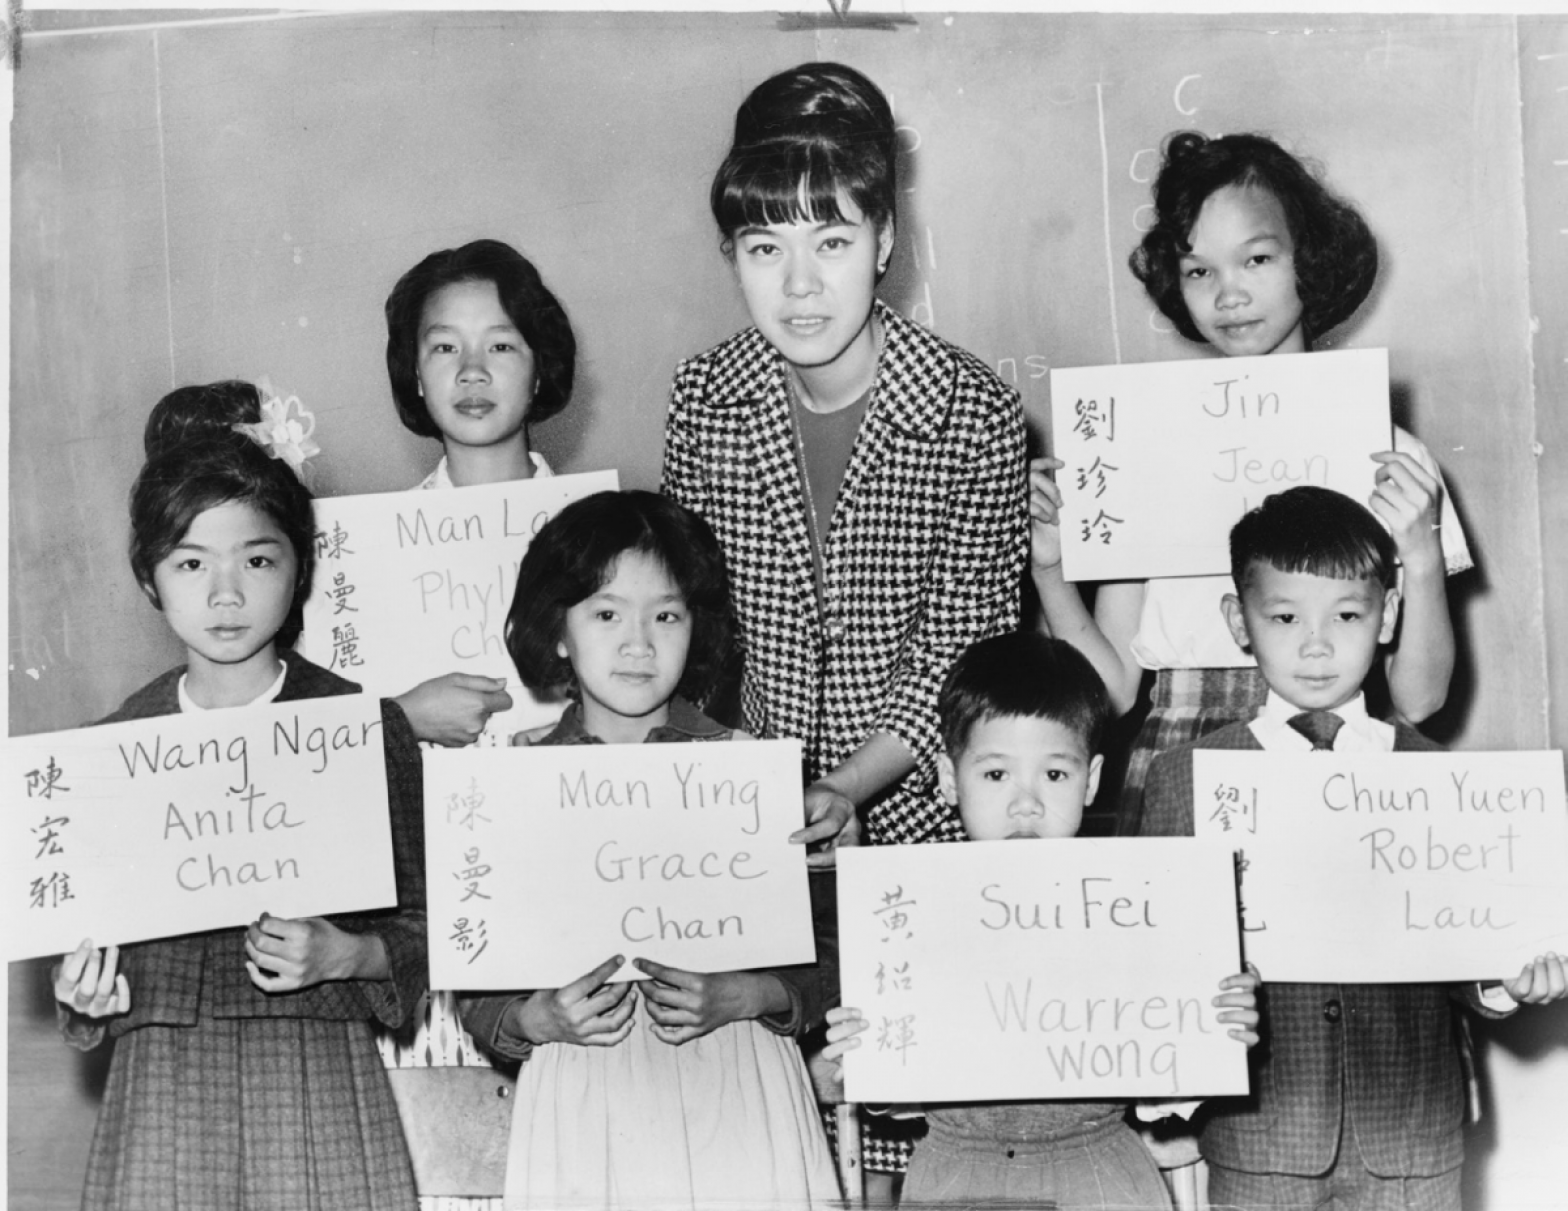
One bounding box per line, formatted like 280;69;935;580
85;652;428;1036
62;651;427;1208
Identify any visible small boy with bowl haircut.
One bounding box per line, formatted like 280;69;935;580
821;632;1260;1209
1141;484;1566;1211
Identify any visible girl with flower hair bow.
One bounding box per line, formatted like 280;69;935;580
52;379;428;1211
234;376;321;473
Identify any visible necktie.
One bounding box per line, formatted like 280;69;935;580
1288;710;1344;751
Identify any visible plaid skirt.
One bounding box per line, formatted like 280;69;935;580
83;1015;417;1211
1116;666;1267;837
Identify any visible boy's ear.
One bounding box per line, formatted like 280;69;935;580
1221;592;1251;654
137;579;163;612
935;752;959;806
1084;753;1105;807
1378;585;1401;644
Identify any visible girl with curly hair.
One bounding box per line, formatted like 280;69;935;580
1030;132;1472;836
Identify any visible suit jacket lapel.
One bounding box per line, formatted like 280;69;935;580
710;332;822;637
825;302;953;579
866;302;955;442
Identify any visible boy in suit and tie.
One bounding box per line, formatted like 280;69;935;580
1142;485;1566;1211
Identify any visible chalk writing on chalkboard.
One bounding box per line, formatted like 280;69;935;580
1127;137;1181;336
994;355;1052;387
891;99;938;331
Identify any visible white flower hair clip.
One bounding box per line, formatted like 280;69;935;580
235;378;320;475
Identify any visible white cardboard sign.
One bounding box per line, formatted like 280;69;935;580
1192;749;1568;982
299;470;618;742
837;840;1249;1103
4;695;396;960
423;739;816;988
1050;349;1390;581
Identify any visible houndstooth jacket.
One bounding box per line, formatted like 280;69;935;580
662;301;1028;844
1142;719;1512;1178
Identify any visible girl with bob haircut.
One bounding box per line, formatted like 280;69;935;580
503;489;733;701
381;235;578;696
379;237;578;1210
460;489;840;1209
1032;131;1472;839
666;61;1028;1192
54;380;428;1211
385;237;576;452
379;238;577;749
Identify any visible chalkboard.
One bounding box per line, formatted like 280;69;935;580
6;12;1551;757
1521;16;1568;753
7;11;1565;1210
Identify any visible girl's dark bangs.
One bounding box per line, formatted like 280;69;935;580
721;143;849;231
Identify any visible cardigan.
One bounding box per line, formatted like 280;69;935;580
460;699;839;1061
663;300;1029;844
61;651;427;1046
1141;718;1510;1178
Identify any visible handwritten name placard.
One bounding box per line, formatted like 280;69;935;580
837;840;1247;1103
1050;349;1390;581
423;739;815;988
3;696;395;960
1192;750;1568;982
299;470;618;743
